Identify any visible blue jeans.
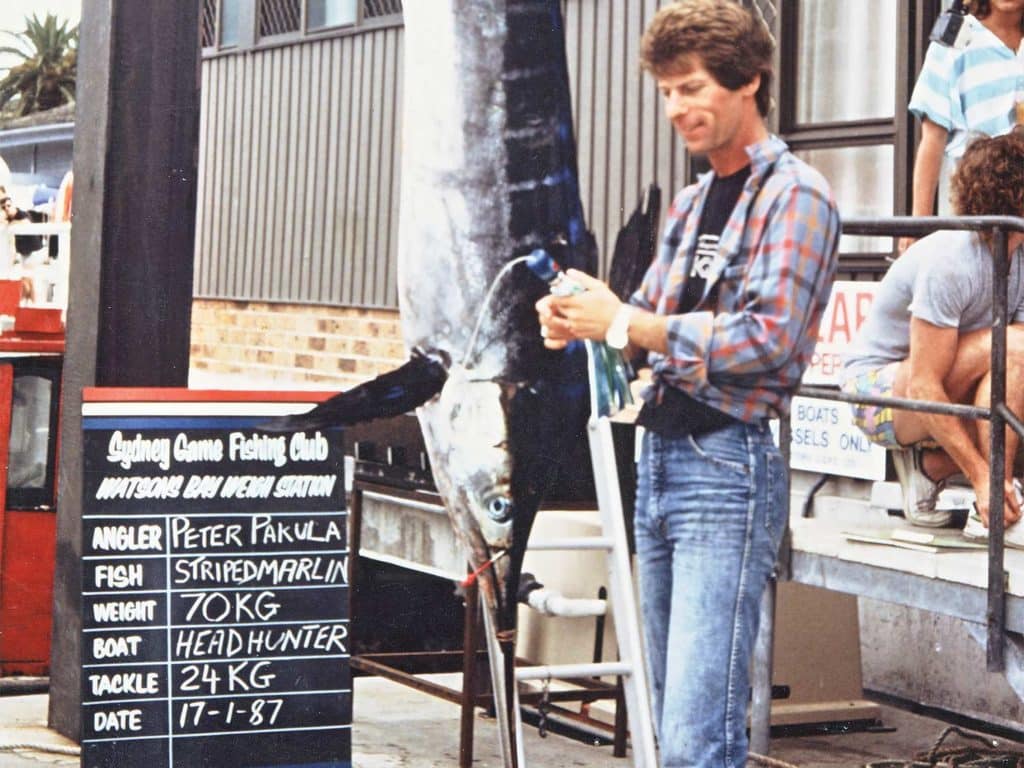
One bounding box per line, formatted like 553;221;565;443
634;421;786;767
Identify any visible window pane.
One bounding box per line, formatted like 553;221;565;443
260;0;301;37
796;0;897;123
308;0;358;29
201;0;217;48
8;375;52;490
220;0;243;46
796;144;894;253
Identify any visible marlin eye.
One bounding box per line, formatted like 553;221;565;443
486;495;513;523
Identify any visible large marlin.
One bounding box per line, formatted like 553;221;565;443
273;1;596;761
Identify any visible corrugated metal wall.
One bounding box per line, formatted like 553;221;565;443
194;1;691;308
564;0;686;270
196;22;404;306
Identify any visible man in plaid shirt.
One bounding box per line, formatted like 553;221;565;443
536;1;840;764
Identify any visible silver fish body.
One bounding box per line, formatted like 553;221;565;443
398;0;593;630
271;5;594;761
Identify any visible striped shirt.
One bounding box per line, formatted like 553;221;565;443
909;15;1024;160
629;135;841;422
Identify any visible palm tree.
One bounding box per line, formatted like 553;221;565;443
0;13;78;118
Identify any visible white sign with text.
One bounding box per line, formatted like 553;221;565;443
792;281;885;479
788;396;886;480
803;280;879;386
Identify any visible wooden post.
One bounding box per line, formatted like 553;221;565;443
48;0;200;738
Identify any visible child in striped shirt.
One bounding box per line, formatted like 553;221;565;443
901;0;1024;251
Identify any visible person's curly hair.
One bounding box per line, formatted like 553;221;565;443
639;0;774;117
950;129;1024;240
969;1;1024;30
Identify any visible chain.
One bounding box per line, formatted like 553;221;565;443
537;676;551;739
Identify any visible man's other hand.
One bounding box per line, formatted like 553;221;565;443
553;270;621;341
535;270;622;349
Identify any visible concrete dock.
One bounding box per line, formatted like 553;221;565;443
1;676;1021;767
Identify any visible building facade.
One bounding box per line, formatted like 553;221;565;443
190;0;941;387
187;0;1024;730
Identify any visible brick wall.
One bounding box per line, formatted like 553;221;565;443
189;299;406;390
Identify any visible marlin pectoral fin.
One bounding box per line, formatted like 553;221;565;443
263;348;449;431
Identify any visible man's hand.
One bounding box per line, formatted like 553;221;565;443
535;270;621;350
970;469;1022;528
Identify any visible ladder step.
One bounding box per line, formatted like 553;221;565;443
527;536;614;551
515;661;635;681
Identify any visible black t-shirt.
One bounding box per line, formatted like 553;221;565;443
678;165;751;313
636;165;753;438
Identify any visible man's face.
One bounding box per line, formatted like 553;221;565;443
0;200;13;221
656;61;756;164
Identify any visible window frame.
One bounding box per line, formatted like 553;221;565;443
4;357;61;512
202;0;398;56
771;0;939;270
305;0;362;34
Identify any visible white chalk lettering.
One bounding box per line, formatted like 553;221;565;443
245;623;347;655
176;628;245;658
178;662;277;695
174;624;347;658
92;635;143;660
172;555;348;586
289;431;329;461
106;431;171;470
88;671;160;696
181;591;280;623
173;433;224;463
228;432;288;466
93;709;143;732
95;563;144;589
227;660;275;691
91;599;158;623
90;525;162;552
272;474;338;498
182;474;225;499
220;475;276;499
170;516;243;550
251;515;344;545
94;475;184;500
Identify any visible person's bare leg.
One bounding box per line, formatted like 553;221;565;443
972;350;1024;485
893;326;1024;446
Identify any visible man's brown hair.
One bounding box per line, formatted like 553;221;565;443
639;0;774;116
950;128;1024;227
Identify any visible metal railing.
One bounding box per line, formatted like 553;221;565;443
792;214;1024;671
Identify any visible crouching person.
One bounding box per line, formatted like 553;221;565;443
840;128;1024;542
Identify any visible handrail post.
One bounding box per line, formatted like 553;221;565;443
987;227;1009;672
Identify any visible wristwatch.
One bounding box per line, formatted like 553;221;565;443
605;304;634;350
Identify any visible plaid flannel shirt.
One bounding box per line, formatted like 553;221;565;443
630;135;841;422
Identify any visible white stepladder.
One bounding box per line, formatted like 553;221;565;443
508;338;659;767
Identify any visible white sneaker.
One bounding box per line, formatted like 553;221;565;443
962;480;1024;549
891;446;953;527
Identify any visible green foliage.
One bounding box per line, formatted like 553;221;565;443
0;13;78;118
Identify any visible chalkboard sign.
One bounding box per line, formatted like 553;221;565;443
80;392;350;768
